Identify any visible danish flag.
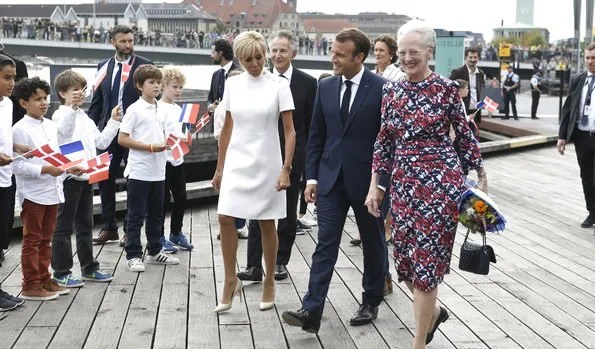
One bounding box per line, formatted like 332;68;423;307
476;97;500;113
29;144;73;167
166;134;190;161
83;152;111;184
120;63;132;85
194;113;210;133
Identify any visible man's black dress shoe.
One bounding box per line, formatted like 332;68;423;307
581;214;595;228
274;264;288;280
282;308;320;334
237;266;263;282
426;306;449;344
349;304;378;326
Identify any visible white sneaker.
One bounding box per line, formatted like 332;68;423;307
127;258;145;272
146;252;180;265
299;217;317;227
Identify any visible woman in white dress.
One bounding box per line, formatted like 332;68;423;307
211;31;296;313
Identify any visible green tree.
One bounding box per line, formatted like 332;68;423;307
214;22;227;34
491;36;520;47
521;31;546;47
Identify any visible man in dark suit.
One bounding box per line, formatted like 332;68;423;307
207;39;240;113
450;47;485;125
87;25;152;244
558;42;595;228
282;28;388;334
237;30;317;282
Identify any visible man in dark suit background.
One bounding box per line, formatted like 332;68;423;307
558;42;595;228
237;30;317;282
282;28;388;334
87;25;152;244
207;39;240;114
450;47;485;125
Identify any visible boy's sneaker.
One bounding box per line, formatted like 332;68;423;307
127;258;145;272
53;274;85;288
296;220;312;231
0;289;25;306
42;280;70;295
146;252;180;265
169;233;194;251
0;297;17;312
82;271;113;283
159;237;179;254
299;217;317;227
20;288;59;301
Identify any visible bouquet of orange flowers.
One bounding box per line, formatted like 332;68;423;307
458;188;506;234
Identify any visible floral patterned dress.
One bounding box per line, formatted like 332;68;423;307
372;72;483;291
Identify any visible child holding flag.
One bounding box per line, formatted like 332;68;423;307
118;65;179;272
12;77;83;300
50;70;122;288
158;67;193;252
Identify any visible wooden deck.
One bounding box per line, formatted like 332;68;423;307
2;145;595;349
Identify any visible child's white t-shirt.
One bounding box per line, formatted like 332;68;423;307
120;98;167;182
0;97;13;188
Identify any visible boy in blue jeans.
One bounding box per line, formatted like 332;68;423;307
51;70;121;287
118;64;179;272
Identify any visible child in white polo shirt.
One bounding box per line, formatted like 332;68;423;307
118;64;179;272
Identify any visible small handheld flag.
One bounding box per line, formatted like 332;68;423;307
477;97;499;113
179;104;200;124
166;134;190;161
30;144;73;168
191;113;211;135
83;152;111;184
93;60;110;91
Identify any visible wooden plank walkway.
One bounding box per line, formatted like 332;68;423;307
2;145;595;349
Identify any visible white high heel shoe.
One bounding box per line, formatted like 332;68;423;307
259;284;275;311
214;277;243;313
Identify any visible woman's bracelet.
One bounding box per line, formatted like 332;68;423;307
149;144;153;153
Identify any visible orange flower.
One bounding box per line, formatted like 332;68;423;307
473;200;487;214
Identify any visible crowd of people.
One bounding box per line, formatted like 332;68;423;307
18;16;595;348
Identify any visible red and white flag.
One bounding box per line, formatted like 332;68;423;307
482;97;500;113
193;113;211;134
120;63;132;85
29;144;73;168
166;134;190;161
82;152;111;184
93;60;110;91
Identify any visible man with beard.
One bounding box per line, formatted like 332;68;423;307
88;25;152;245
207;39;247;240
450;47;485;134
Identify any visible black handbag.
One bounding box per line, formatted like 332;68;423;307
459;230;496;275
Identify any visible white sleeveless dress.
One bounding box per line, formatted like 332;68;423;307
217;71;295;219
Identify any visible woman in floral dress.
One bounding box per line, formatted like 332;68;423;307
365;20;488;349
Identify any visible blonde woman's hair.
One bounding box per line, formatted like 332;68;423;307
233;31;268;71
160;66;186;86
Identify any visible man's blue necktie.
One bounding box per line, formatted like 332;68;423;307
341;80;353;125
109;62;122;110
